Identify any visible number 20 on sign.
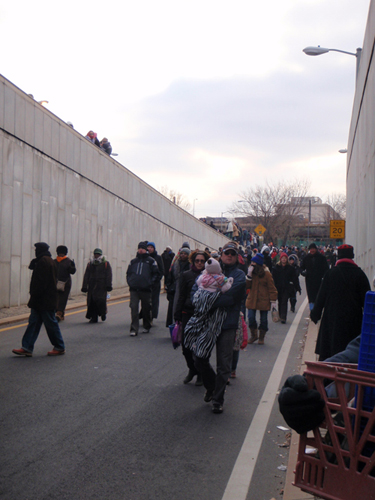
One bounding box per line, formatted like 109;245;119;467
330;220;345;239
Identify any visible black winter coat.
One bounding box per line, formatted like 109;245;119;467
300;252;329;303
126;253;160;292
174;268;201;320
149;251;164;284
272;263;301;297
82;259;113;317
28;256;58;311
161;250;175;279
311;261;370;361
54;257;76;312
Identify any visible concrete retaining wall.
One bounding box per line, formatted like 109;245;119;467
0;75;229;308
347;2;375;284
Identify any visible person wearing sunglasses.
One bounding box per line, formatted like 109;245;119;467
190;241;246;414
174;250;210;386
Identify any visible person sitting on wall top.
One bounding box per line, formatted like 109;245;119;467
85;131;100;147
100;137;112;155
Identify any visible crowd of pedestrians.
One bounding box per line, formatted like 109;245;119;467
11;235;370;417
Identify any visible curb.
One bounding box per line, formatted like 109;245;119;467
283;319;319;500
0;292;130;327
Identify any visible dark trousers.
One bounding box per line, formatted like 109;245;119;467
289;291;297;309
181;312;198;374
129;290;152;333
231;350;240;372
194;328;236;405
278;290;289;321
151;282;161;319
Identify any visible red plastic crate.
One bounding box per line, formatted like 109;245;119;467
294;361;375;500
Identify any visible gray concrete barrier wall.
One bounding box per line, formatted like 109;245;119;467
347;2;375;284
0;75;229;308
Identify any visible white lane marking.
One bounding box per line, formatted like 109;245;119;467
221;297;308;500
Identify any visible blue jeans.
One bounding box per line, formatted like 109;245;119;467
22;309;65;353
248;309;268;332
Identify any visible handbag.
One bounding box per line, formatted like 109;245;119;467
171;321;182;349
272;306;280;323
56;280;66;292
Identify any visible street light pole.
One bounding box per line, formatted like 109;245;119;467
303;46;362;79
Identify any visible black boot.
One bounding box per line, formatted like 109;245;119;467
183;369;196;384
195;374;203;386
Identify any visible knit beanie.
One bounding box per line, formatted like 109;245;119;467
56;245;68;255
308;243;317;250
280;252;289;260
138;241;148;251
147;242;155;250
179;245;191;255
251;253;264;266
338;244;354;259
34;242;50;258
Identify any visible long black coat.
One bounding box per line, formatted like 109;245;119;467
272;263;301;296
28;256;58;311
82;259;113;318
300;252;329;303
174;268;201;321
54;257;76;313
311;261;370;360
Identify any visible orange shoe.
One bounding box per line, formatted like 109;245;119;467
12;348;32;357
47;349;65;356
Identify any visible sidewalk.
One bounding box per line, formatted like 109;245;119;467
283;319;319;500
0;287;131;327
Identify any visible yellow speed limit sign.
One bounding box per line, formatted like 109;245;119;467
330;220;345;239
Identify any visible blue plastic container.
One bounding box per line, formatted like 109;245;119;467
357;291;375;411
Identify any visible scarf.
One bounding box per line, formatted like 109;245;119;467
56;256;68;263
335;258;357;267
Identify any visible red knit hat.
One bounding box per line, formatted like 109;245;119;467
280;252;288;260
338;244;354;259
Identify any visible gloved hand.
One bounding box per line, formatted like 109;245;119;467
106;286;113;292
271;301;277;309
278;375;325;434
247;265;254;277
81;288;87;293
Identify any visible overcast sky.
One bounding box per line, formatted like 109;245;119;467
0;0;370;217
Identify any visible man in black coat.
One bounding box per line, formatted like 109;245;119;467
146;242;164;320
300;243;329;310
126;241;160;336
161;246;175;283
311;244;370;361
12;242;66;357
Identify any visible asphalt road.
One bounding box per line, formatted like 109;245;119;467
1;292;309;500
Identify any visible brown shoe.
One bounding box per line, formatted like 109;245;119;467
47;349;66;356
12;348;32;357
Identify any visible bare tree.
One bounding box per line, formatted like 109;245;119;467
325;193;346;220
232;179;311;245
158;185;192;211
